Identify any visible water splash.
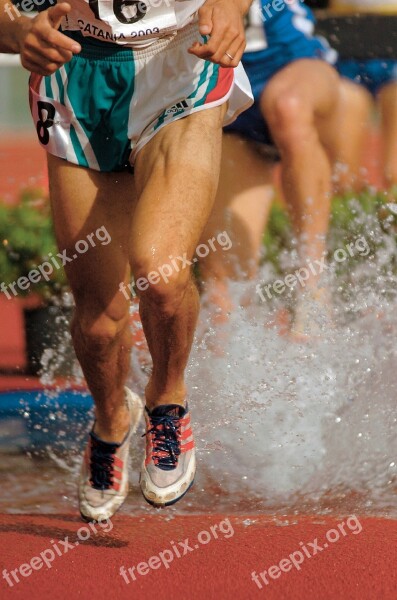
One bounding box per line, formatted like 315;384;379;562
2;198;396;518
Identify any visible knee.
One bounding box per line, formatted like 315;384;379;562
133;254;192;316
72;298;130;351
265;92;315;152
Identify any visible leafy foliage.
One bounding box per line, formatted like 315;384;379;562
0;191;67;300
263;188;397;274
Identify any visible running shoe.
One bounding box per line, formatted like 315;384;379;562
79;387;143;522
140;404;196;507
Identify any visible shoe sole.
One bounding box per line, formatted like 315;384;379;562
141;477;195;508
79;509;123;524
139;453;196;508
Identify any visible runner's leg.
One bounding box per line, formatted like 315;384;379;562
334;78;373;192
261;59;339;285
48;155;137;442
378;81;397;188
199;133;273;319
131;106;227;409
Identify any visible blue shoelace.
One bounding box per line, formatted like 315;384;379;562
89;434;118;490
144;413;182;471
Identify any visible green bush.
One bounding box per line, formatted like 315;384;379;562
263;189;397;274
0;191;68;300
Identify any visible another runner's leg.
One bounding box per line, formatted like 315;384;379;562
199;133;273;322
262;60;338;286
378;81;397;189
334;78;373;192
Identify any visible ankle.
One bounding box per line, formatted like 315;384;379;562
145;380;187;411
93;404;131;443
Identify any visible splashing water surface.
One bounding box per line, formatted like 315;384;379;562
1;201;396;519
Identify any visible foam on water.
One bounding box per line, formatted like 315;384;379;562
186;275;396;517
182;201;397;516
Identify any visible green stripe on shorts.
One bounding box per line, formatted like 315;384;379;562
70;125;89;169
63;54;136;171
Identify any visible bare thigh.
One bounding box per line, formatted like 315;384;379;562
47;154;137;322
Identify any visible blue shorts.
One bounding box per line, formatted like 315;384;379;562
225;1;336;150
337;59;397;96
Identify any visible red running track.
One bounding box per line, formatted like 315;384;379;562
0;514;395;599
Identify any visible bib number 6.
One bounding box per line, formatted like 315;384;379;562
88;0;147;24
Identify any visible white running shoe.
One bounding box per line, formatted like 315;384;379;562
79;387;143;522
140;404;196;507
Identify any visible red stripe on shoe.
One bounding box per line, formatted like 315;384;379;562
181;440;195;452
113;456;123;469
145;437;153;465
180;428;193;440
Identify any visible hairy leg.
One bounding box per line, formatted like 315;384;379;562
334;78;373;193
378;81;397;188
48;155;137;442
131;106;226;409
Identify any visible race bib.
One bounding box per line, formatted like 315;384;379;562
63;0;178;46
30;88;73;161
245;0;267;52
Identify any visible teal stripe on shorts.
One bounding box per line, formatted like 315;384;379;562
192;64;220;108
45;76;53;100
70;125;89;169
55;69;65;106
60;53;136;171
